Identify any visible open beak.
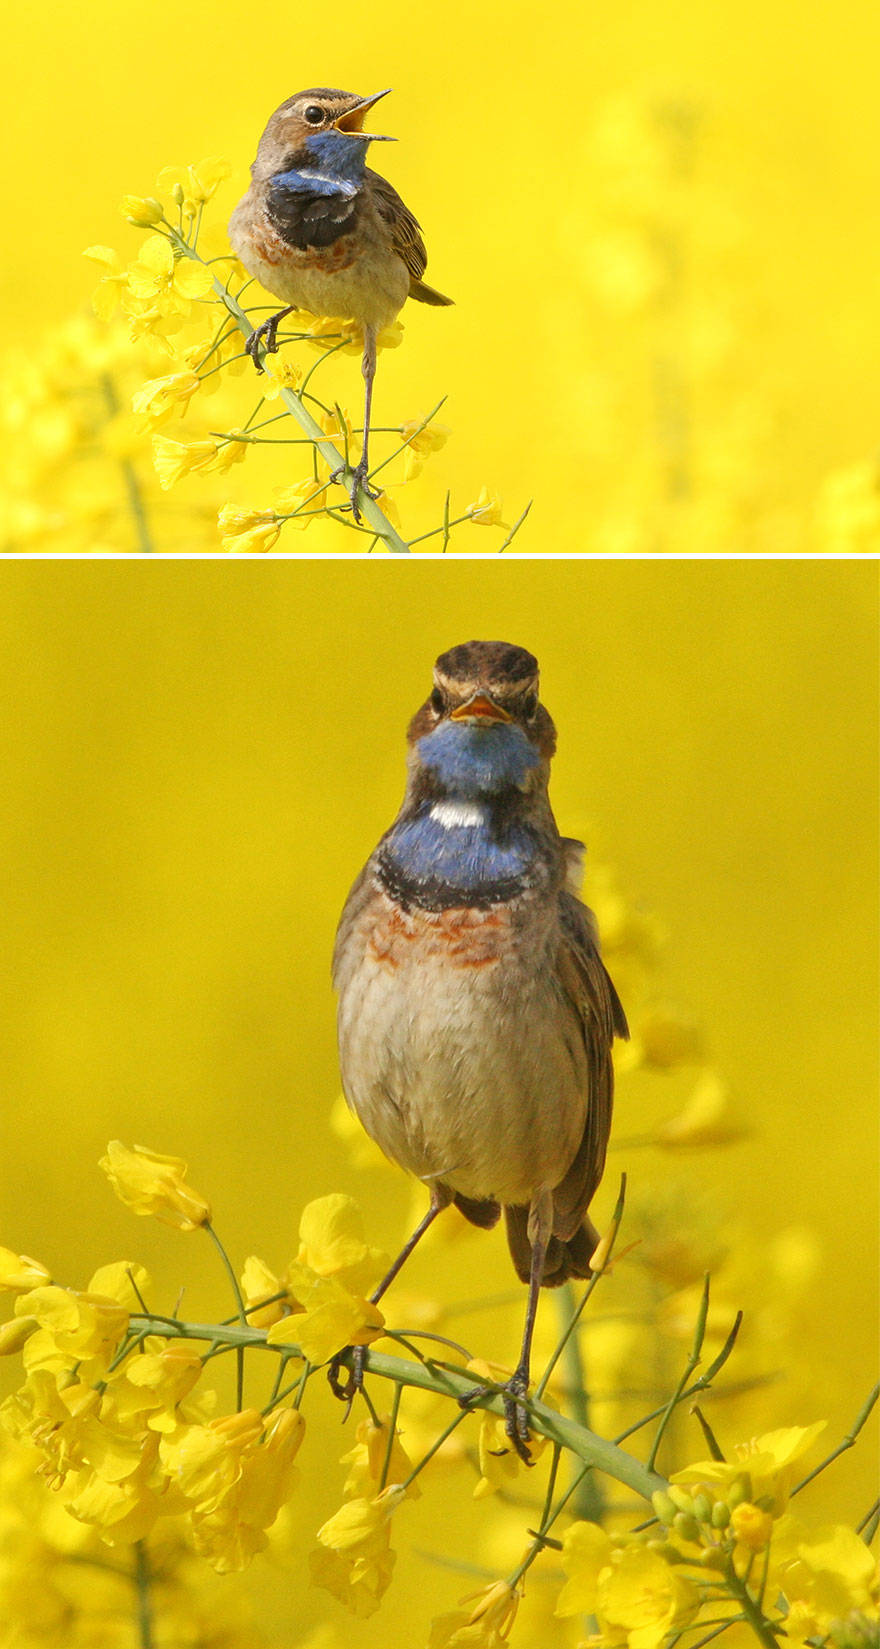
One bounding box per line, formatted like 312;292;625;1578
334;88;394;141
449;693;512;725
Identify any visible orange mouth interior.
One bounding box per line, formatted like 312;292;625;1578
449;695;512;723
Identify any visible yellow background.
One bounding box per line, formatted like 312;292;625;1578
4;0;880;550
0;561;876;1639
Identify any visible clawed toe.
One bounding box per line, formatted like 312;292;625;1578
327;1344;366;1412
503;1371;534;1465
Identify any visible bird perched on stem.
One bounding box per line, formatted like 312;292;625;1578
331;641;628;1459
228;87;452;522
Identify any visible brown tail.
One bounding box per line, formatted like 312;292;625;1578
504;1205;600;1288
409;278;454;307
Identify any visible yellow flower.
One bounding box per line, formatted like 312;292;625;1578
341;1414;420;1501
466;486;505;526
557;1523;699;1648
99;1141;212;1231
217;504;282;554
273;478;327;522
125;235;213;313
311;1486;404;1617
152;434;219;489
473;1411;544;1498
102;1339;203;1433
82;245;128;322
672;1421;827;1513
119;194;164;226
1;1370;100;1486
731;1501;775;1552
296;1194;387;1294
429;1580;520;1646
399;416;450;481
156;158;232;215
239;1255;290;1329
262;356;304;398
0;1248;51;1293
268;1268;384;1364
131;370;201;428
770;1516;879;1641
17;1286;128;1364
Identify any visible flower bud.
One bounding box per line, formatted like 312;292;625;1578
120;195;164;226
692;1492;713;1525
711;1501;731;1529
668;1485;696;1515
731;1502;773;1552
652;1489;678;1526
726;1473;752;1508
673;1511;700;1542
0;1316;37;1354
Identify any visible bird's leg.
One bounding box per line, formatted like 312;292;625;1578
327;1183;451;1406
339;322;380;523
503;1188;553;1465
244;305;297;371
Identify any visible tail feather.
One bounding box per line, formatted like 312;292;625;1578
504;1204;600;1288
409;278;454;307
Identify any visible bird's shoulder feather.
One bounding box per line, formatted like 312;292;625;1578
366;169;428;281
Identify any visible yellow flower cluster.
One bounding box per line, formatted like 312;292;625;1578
309;1412;421;1617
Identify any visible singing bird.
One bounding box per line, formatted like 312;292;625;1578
228;87;452;521
332;641;628;1456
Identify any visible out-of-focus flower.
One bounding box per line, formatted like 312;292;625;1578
428;1579;521;1646
769;1516;879;1642
156;158;232;216
296;1194;387;1295
152;433;219;488
239;1255;290;1330
341;1413;420;1501
657;1069;750;1148
473;1411;544;1498
310;1485;405;1618
99;1142;212;1231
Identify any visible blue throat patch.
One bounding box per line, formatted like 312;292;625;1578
417;721;540;797
379;723;542;908
272;131;368;198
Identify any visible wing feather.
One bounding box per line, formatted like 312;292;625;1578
366;169;429;282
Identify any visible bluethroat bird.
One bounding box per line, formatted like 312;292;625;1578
228;87;452;521
332;641;628;1458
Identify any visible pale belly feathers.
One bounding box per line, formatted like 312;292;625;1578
335;886;590;1207
228;202;409;331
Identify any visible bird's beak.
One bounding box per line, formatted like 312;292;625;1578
449;694;512;725
334;89;395;141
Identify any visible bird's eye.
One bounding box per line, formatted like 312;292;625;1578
303;105;325;125
429;688;445;716
522;691;538;721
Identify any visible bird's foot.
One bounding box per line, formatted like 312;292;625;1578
502;1367;534;1465
327;1344;366;1415
330;457;379;524
244;312;285;372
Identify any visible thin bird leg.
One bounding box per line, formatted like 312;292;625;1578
348;322;380;522
244;305;297;370
327;1183;451;1405
503;1187;553;1465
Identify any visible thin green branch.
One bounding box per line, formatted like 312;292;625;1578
126;1313;666;1503
133;1543;154;1649
167;231;411;552
792;1383;879;1496
647;1275;711;1472
204;1224;247;1410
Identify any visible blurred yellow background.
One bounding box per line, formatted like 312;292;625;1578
3;0;880;550
0;560;876;1641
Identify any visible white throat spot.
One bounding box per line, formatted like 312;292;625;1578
429;801;486;830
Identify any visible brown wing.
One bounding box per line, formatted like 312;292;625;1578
366;169;429;282
550;890;628;1239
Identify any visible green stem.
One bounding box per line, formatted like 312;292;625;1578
126;1314;666;1503
723;1559;780;1649
792;1383;879;1496
133;1543;154;1649
170;234;410;553
204;1224;246;1410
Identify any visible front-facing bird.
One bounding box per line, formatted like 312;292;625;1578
228;87;451;521
333;641;628;1455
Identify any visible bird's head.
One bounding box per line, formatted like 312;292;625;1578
407;642;556;801
253;87;394;180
